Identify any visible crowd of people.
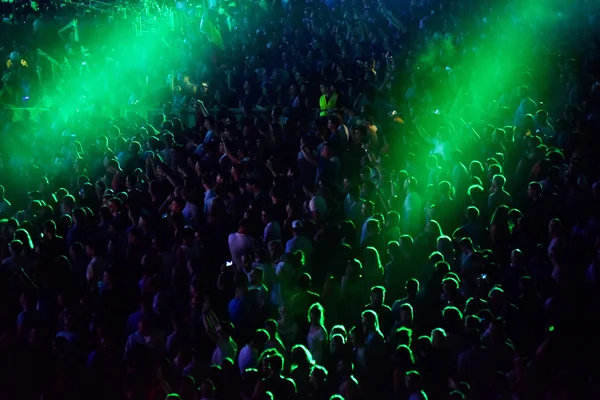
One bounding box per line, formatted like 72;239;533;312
1;0;600;399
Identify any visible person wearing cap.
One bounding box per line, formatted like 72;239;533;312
285;220;312;260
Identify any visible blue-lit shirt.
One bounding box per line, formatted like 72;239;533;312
204;130;214;143
360;216;374;245
345;195;365;229
285;235;312;258
66;224;86;246
316;156;340;186
204;189;217;217
194;130;214;156
228;296;248;326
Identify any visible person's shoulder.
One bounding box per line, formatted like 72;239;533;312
504;339;516;351
283;376;296;390
391;297;407;308
126;330;140;341
253;378;268;392
276;260;289;272
239;343;252;355
457;347;471;360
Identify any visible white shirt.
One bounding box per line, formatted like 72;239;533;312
285;235;313;258
86;256;109;283
264;221;282;244
309;195;327;219
124;330;165;359
307;326;328;365
182;201;200;227
204;189;217;216
211;337;238;366
228;232;255;267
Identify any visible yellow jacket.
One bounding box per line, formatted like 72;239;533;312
319;93;337;116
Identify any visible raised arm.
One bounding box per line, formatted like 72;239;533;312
457;117;482;142
378;5;407;33
196;99;210;117
58;19;76;42
202;305;219;343
375;184;391;213
414;120;434;144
